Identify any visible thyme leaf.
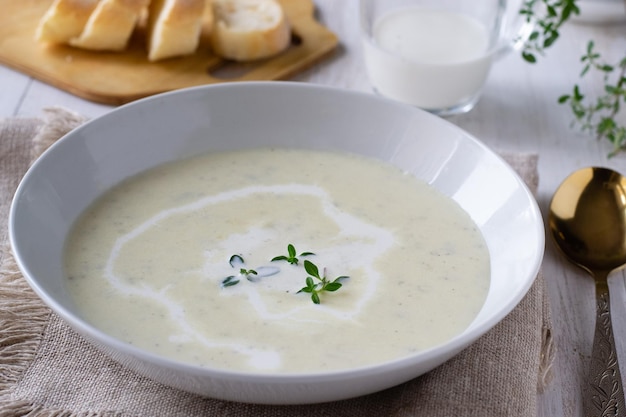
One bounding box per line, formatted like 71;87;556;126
221;275;240;287
229;254;244;267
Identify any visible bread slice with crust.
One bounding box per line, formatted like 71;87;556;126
146;0;206;61
69;0;150;51
35;0;100;43
210;0;290;61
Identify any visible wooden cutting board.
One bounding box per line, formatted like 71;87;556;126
0;0;338;105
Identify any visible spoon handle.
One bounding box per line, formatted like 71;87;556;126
585;279;626;417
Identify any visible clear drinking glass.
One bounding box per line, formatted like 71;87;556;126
360;0;532;116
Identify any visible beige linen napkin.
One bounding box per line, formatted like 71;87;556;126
0;108;552;417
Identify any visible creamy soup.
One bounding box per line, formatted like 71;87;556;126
64;148;490;373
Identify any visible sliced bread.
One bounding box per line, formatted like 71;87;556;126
35;0;100;43
69;0;150;51
210;0;291;61
146;0;206;61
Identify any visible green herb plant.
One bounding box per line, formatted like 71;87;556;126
519;0;626;157
220;255;258;287
558;41;626;157
519;0;580;63
271;244;314;265
297;260;348;305
221;245;349;304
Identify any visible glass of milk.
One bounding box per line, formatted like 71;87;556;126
360;0;532;116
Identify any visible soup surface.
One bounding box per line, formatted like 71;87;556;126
64;148;490;373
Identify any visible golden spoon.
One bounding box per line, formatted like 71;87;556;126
549;167;626;416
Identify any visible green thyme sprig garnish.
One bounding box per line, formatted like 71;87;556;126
221;254;277;287
297;260;348;305
271;244;348;304
221;245;349;304
232;254;258;277
271;243;314;265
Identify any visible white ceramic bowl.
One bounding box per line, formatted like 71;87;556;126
9;82;544;404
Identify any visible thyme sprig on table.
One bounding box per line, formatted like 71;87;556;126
518;1;626;156
558;41;626;157
519;0;580;63
520;0;626;158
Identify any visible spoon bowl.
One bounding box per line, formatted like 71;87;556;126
549;167;626;416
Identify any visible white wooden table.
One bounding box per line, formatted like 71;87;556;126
2;1;626;415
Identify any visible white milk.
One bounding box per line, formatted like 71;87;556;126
362;7;493;112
